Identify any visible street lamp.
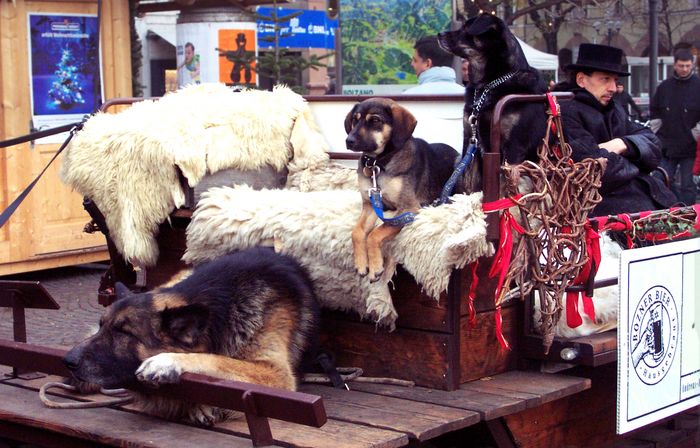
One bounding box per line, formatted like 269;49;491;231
606;20;622;45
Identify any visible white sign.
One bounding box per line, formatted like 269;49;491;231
617;237;700;434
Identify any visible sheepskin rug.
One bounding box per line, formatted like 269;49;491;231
184;186;492;329
534;231;622;337
60;83;330;266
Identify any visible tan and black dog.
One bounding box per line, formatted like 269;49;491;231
345;98;460;282
438;13;547;180
64;247;319;425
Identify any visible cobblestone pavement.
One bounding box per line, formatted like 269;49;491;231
0;264;106;350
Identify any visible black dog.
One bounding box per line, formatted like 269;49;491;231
439;13;547;191
345;98;460;282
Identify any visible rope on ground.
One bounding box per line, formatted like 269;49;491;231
39;381;133;409
303;367;415;387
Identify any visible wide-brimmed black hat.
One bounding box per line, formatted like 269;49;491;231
566;43;630;76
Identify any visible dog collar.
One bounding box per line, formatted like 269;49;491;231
469;70;519;146
471;70;520;117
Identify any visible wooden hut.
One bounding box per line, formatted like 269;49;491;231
0;1;131;275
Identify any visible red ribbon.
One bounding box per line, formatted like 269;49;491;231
565;222;601;328
487;210;525;350
466;260;479;329
482;194;523;213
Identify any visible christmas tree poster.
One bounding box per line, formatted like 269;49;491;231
28;14;102;139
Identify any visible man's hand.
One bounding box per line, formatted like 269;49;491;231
598;138;627;155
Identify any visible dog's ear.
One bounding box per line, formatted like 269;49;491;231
344;104;359;134
114;282;132;301
160;304;209;348
465;14;501;36
390;103;417;149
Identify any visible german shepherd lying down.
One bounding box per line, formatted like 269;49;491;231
64;247;319;425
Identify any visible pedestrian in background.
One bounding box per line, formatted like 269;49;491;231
650;48;700;206
403;36;464;95
613;81;645;121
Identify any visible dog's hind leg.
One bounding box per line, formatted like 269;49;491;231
352;201;377;276
366;223;402;283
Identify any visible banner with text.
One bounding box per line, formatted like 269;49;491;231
256;8;337;50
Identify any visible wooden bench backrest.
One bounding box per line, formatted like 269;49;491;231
0;339;327;446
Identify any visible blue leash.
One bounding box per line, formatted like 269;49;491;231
437;142;478;205
365;164;418;227
364;143;478;227
369;190;418;226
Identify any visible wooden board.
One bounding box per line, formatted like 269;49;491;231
459;304;519;383
4;376;409;448
459;370;591;409
319;317;453;390
301;384;480;441
347;382;528;421
0;0;131;275
0;382;256;448
504;365;617;448
520;330;618;366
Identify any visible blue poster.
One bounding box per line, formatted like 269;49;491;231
256;8;337;50
28;14;102;118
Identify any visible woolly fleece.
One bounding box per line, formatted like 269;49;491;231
184;186;491;329
60;84;330;266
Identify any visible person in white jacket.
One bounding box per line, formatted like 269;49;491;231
403;36;465;95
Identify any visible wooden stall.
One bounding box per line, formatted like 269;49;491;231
0;0;132;275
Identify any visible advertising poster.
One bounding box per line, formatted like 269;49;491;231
340;0;452;95
617;238;700;434
28;13;102;141
256;7;338;50
176;21;257;88
218;29;257;86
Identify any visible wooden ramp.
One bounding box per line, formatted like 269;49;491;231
0;370;590;448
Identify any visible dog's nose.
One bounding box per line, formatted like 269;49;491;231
64;348;81;371
345;136;356;150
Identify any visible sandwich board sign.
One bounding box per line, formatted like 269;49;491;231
617;237;700;434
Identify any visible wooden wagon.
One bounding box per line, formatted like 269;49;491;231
0;93;697;447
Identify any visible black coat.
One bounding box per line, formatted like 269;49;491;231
560;89;677;217
650;74;700;158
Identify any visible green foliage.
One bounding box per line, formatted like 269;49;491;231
342;0;452;85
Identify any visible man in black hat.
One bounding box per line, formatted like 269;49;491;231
560;43;676;217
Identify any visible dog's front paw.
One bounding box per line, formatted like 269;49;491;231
354;253;369;277
136;353;183;386
367;266;384;283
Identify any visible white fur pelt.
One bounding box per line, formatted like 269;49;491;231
184;186;491;329
534;232;621;337
286;160;358;192
60;83;329;266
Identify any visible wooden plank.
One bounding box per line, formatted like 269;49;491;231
504;364;618;448
570;331;618;354
387;266;450;333
219;417;409;448
7;376;408;448
459;304;519;383
520;331;618;367
346;382;527;421
301;384;480;442
458;371;591;409
0;383;257;448
320;318;453;390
